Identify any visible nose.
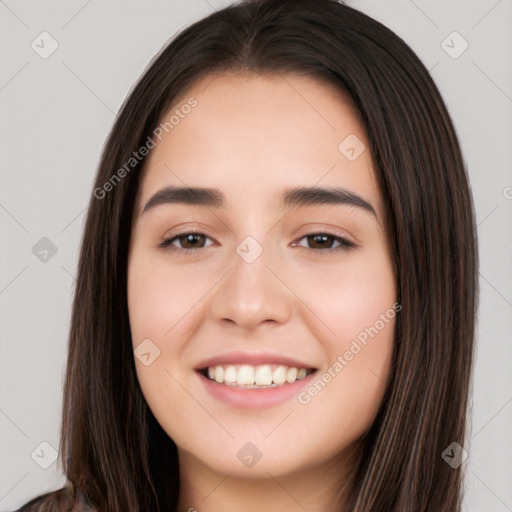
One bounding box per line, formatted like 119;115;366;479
210;244;292;330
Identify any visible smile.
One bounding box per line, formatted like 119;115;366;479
200;363;316;388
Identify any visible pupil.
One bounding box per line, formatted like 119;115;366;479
313;235;328;247
187;234;201;246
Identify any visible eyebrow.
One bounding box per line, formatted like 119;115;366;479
141;186;377;217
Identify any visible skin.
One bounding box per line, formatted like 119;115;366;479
127;72;397;512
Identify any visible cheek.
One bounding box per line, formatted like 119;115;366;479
299;245;396;341
127;254;197;422
294;247;396;427
296;313;395;458
127;252;208;344
127;251;220;409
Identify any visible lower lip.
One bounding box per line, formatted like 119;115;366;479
196;370;317;409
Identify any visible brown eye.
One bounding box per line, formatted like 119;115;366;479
159;232;212;251
307;234;336;249
295;233;356;252
177;233;206;249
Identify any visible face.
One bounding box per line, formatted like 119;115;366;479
127;72;397;482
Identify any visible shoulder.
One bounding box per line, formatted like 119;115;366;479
13;484;98;512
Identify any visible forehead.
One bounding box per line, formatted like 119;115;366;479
136;71;383;219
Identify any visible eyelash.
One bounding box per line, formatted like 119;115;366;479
159;231;356;253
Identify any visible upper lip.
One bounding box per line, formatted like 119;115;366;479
195;351;317;370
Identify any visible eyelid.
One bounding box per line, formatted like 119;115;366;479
159;229;358;253
293;233;356;250
159;231;215;251
294;222;359;245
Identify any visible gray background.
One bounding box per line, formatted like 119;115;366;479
1;0;511;510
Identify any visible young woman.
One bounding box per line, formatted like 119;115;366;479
16;0;478;510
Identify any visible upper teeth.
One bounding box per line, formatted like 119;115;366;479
206;364;312;387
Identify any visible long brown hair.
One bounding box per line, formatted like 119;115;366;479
16;0;478;510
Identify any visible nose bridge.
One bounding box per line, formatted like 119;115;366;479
210;234;291;328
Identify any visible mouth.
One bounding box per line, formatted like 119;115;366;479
198;364;317;389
